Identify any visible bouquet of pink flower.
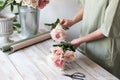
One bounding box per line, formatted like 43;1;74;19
49;42;76;69
0;0;49;11
45;19;74;70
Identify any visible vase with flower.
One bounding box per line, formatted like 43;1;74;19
19;0;49;38
0;0;49;40
0;0;17;46
0;0;49;46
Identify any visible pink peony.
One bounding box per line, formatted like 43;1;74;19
50;23;67;42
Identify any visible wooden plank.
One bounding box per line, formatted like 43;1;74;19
75;50;119;80
33;40;98;80
0;51;23;80
8;50;48;80
0;39;118;80
37;39;119;80
23;46;71;80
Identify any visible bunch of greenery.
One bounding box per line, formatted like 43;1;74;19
44;18;69;30
53;41;75;52
0;0;22;12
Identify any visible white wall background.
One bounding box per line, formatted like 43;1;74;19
40;0;82;41
2;0;82;41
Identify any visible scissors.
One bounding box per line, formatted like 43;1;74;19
63;72;85;80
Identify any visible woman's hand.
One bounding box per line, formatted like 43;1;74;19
38;0;49;9
60;19;74;28
70;38;82;48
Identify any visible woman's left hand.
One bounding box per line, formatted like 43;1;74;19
38;0;49;9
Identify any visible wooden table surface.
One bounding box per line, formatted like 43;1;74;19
0;39;119;80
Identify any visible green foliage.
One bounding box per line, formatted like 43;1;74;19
44;18;69;30
0;0;22;33
0;0;8;11
0;0;22;12
44;18;60;30
53;42;75;52
13;22;21;33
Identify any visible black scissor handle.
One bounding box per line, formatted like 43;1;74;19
71;72;85;79
63;72;85;80
72;72;86;78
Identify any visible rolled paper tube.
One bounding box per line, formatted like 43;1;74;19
0;32;51;52
11;33;51;52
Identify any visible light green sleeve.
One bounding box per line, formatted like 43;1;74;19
100;0;120;38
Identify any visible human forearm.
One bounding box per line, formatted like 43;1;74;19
78;29;105;43
60;8;84;28
72;8;84;24
71;29;106;47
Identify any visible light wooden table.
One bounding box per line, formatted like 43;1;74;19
0;39;119;80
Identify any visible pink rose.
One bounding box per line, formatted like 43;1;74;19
49;54;65;68
64;50;76;62
50;24;67;42
22;0;49;8
51;46;64;56
22;0;39;8
54;58;65;68
38;0;49;9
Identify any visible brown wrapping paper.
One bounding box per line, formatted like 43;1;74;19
11;33;51;52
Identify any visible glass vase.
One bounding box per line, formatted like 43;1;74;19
19;6;40;38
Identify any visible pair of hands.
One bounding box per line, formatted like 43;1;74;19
38;0;82;48
60;19;82;48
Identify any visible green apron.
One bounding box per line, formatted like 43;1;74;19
79;0;120;78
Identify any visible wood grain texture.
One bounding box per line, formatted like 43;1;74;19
0;39;119;80
0;51;23;80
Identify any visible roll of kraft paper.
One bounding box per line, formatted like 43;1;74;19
11;33;51;52
0;32;51;53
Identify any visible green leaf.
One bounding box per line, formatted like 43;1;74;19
13;23;21;28
15;12;19;15
13;0;16;5
53;41;75;52
0;1;4;6
63;27;69;30
10;4;14;12
44;18;69;30
44;18;60;30
55;18;60;25
13;23;21;33
19;1;22;6
0;0;8;11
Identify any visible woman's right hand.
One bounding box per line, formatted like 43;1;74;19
70;38;82;48
60;19;74;28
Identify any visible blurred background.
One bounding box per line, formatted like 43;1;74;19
2;0;82;41
40;0;82;41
